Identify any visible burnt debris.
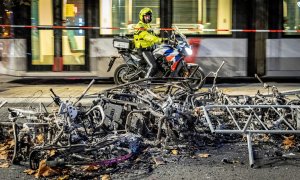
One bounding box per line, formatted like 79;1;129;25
1;63;300;178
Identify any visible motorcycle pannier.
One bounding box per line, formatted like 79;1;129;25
113;37;133;49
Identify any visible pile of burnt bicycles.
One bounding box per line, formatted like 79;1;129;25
0;62;300;178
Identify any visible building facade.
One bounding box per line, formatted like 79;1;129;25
0;0;299;77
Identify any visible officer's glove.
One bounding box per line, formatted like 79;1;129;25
158;38;163;43
169;39;178;46
159;38;169;43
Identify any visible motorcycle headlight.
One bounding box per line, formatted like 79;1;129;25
185;47;193;56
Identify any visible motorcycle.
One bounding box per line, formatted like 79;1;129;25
107;26;205;89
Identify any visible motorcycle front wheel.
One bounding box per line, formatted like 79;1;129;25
188;68;205;90
114;64;137;85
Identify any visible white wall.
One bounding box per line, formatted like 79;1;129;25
267;39;300;76
0;39;27;75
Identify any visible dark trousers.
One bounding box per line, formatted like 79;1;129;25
141;50;157;78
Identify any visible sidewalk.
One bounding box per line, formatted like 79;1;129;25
1;82;300;105
1;74;300;103
0;74;22;83
0;75;113;104
0;83;111;104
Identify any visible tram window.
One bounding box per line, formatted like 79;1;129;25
283;0;300;35
173;0;232;35
0;3;14;38
99;0;159;35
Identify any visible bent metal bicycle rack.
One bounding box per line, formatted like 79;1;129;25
203;105;300;167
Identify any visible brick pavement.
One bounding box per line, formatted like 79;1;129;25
0;83;112;104
1;75;300;104
0;83;299;104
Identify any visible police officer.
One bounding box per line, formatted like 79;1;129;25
134;8;163;78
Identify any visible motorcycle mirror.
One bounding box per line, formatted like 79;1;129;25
171;32;175;41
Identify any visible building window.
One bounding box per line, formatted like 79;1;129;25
173;0;232;35
31;0;54;65
283;0;300;35
62;0;85;65
0;1;14;38
31;0;85;67
99;0;159;35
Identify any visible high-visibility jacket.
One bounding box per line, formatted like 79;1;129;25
133;21;162;49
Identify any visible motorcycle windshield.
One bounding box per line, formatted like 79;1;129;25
173;25;187;43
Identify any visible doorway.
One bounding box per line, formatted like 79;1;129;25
29;0;88;71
